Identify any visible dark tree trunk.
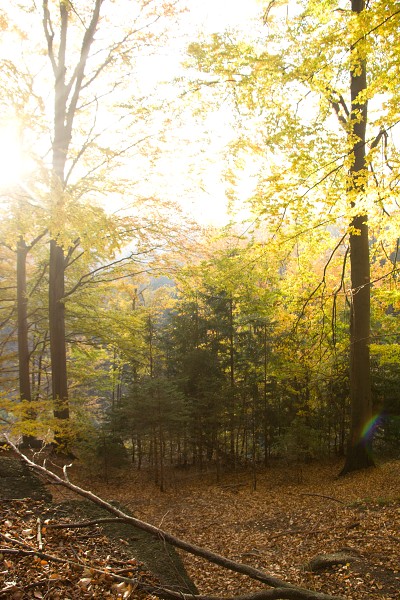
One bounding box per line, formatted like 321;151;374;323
43;0;103;437
49;238;69;421
263;322;269;467
47;0;71;428
17;237;37;447
228;296;236;463
340;0;374;475
17;238;31;405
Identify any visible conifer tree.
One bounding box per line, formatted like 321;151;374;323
186;0;400;472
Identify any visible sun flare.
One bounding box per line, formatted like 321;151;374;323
0;123;24;189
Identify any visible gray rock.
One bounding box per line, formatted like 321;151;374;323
305;549;361;572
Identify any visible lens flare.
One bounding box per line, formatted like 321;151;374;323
0;123;23;188
360;413;382;443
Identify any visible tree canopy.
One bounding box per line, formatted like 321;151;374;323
0;0;399;473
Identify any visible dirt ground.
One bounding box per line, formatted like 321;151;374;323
0;454;196;598
1;453;399;599
81;457;400;599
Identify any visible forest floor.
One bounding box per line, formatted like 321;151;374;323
1;455;399;599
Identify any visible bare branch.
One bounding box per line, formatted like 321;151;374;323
42;0;57;75
4;440;344;600
28;262;49;299
64;238;82;268
294;233;347;331
64;0;104;145
72;133;155;183
63;255;149;298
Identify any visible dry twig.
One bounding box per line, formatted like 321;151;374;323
4;437;346;600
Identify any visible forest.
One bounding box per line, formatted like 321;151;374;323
0;1;399;597
1;0;399;477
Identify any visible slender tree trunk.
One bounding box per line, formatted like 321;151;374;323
340;0;374;474
251;386;257;491
137;434;142;470
17;238;31;405
17;237;37;447
263;322;269;466
43;0;103;437
228;296;236;464
148;315;154;377
49;238;69;421
159;424;165;492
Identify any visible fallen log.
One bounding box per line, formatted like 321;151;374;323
5;437;346;600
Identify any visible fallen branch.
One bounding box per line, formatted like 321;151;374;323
45;516;126;529
0;577;69;598
0;546;341;600
36;517;43;550
0;547;151;593
294;493;346;505
5;437;346;600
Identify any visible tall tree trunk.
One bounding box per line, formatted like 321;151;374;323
340;0;374;474
17;238;31;406
263;322;269;466
43;0;103;436
47;0;71;428
17;237;37;446
49;238;69;420
17;231;47;447
228;296;236;463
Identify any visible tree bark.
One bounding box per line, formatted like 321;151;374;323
16;237;36;446
340;0;374;474
49;239;69;420
43;0;103;435
17;237;31;407
17;231;47;447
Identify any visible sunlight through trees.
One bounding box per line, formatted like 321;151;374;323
0;0;399;475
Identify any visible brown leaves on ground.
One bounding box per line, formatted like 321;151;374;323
86;459;399;600
0;498;157;599
1;458;399;599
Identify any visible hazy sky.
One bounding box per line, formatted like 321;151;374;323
0;0;263;225
187;0;262;32
134;0;263;226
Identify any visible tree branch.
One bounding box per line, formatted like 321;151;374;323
64;0;104;146
351;7;400;49
42;0;57;75
5;439;344;600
